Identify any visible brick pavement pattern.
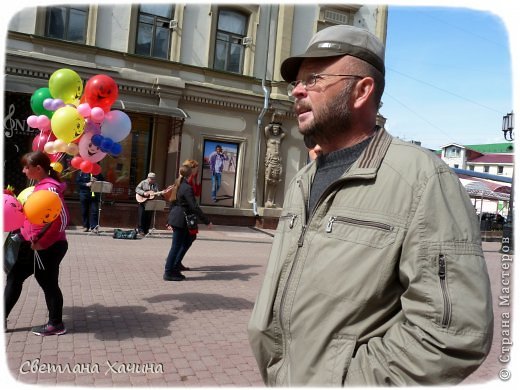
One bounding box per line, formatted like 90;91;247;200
2;227;508;386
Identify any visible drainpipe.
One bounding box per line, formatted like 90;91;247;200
250;5;272;217
251;82;270;216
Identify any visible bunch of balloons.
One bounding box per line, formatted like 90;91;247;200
26;69;132;174
3;188;62;232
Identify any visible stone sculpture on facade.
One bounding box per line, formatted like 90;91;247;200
264;121;285;208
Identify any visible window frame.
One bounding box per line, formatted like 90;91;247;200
44;5;89;43
213;8;249;74
135;4;174;60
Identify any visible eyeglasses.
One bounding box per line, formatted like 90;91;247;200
287;73;363;96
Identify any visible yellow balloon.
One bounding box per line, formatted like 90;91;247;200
48;68;83;105
51;106;85;143
17;186;35;205
23;190;62;225
51;162;63;173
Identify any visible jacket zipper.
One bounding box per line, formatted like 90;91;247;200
279;213;298;229
438;254;452;328
275;179;309;383
326;216;393;233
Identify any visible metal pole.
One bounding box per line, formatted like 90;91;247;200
501;112;514;253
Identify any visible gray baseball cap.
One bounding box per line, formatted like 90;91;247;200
280;25;385;82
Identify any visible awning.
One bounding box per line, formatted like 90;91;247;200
112;100;189;119
460;179;510;201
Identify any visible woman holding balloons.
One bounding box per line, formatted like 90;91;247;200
4;151;69;336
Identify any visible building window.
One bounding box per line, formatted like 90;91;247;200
445;146;461;158
454;164;459;169
317;6;357;31
498;166;504;175
469;165;475;171
213;9;248;74
45;5;88;43
484;166;490;173
135;4;173;59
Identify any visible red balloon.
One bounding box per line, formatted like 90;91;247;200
91;163;102;175
32;132;56;152
71;156;83;169
84;75;118;110
80;160;93;173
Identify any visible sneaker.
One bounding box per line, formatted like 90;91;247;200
31;322;67;336
178;264;191;271
83;227;90;232
163;273;185;281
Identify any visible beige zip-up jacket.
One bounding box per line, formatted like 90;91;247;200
248;129;493;386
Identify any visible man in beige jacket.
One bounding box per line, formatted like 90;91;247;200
248;25;493;386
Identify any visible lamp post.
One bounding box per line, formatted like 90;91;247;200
501;112;514;253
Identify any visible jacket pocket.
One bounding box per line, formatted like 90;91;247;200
325;215;396;249
328;334;357;386
437;254;452;328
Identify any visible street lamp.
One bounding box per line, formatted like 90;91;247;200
501;111;514;253
502;112;514;141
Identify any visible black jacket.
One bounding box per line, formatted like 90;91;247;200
167;179;210;228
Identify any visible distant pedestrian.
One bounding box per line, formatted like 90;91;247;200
4;151;69;336
76;171;104;232
135;172;161;235
175;159;201;272
164;165;211;281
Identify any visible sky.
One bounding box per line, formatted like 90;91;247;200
382;4;514;150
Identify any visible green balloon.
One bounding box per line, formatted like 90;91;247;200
30;87;54;117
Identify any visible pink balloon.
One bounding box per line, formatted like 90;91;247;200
37;115;50;130
90;107;105;123
77;103;92;118
3;194;25;232
79;131;107;163
27;115;39;128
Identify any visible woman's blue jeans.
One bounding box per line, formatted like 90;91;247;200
164;227;190;274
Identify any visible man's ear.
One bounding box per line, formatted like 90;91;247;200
352;77;375;109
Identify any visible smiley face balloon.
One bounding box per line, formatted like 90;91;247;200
23;190;62;225
84;74;119;112
79;131;107;163
3;194;25;232
48;68;83;106
51;106;85;143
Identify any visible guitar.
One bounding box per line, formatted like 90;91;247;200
135;185;174;203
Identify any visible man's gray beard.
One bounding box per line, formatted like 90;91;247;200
299;82;355;142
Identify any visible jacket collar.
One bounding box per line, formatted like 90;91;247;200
343;128;393;179
300;128;393;183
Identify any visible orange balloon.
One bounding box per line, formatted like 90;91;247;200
23;190;62;225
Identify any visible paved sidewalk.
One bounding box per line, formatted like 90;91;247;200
2;227;510;386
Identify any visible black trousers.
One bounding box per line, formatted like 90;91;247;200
137;203;153;234
4;240;68;325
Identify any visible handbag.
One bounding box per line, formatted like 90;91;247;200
184;212;198;230
3;232;24;273
113;228;137;239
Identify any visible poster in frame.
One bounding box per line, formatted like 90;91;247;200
200;139;239;207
